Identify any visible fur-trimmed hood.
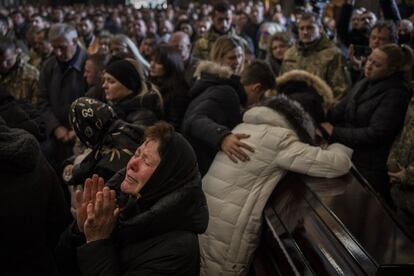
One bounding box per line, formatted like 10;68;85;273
190;61;246;105
276;69;334;110
246;95;316;144
193;60;233;80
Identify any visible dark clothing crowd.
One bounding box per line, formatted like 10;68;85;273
1;0;414;275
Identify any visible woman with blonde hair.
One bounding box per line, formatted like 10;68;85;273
210;35;245;75
320;43;414;203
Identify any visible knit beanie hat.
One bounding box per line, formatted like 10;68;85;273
105;59;142;93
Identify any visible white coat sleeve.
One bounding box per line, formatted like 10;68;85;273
274;131;353;178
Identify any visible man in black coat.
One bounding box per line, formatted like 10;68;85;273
0;117;68;276
181;60;276;175
38;23;87;171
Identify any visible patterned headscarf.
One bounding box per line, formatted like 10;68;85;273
69;97;116;148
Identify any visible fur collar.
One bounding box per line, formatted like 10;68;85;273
245;95;316;144
276;70;334;110
194;61;233;80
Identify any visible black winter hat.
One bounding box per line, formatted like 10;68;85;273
105;59;142;93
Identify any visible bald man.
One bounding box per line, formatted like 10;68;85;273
169;31;199;86
398;19;414;45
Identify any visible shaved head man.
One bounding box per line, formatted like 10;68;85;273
169;31;192;63
169;31;199;86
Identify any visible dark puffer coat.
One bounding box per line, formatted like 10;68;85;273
329;73;411;198
181;61;246;175
0;118;68;276
111;90;163;127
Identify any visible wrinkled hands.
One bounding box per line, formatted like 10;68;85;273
221;133;254;163
84;187;119;243
75;175;119;242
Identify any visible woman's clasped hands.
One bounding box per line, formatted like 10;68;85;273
75;174;120;243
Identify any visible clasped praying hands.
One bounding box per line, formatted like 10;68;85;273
75;175;119;243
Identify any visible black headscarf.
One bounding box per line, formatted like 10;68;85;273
117;131;199;217
139;132;198;207
69;97;116;148
69;97;145;185
110;129;207;244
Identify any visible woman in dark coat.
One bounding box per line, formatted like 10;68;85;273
60;121;208;276
0;117;67;276
181;58;276;176
320;43;413;202
149;44;190;130
181;60;247;176
102;58;162;127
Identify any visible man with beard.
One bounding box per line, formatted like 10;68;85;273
337;5;376;49
79;17;99;54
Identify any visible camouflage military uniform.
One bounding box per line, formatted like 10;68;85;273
388;99;414;216
28;49;42;70
280;35;351;100
0;55;40;105
192;27;245;61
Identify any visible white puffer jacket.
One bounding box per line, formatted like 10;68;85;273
199;106;353;276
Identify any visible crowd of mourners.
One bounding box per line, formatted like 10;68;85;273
1;0;414;275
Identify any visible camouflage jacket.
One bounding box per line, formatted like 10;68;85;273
388;98;414;186
28;49;42;70
192;27;244;60
388;98;414;214
280;35;351;101
0;55;40;105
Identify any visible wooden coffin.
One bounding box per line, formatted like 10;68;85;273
260;168;414;276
